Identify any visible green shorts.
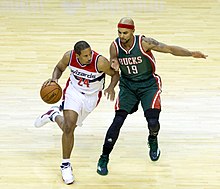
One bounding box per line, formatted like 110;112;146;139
115;75;162;114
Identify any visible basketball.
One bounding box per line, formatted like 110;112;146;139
40;81;62;104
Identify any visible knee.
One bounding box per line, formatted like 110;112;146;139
63;120;77;134
144;109;161;135
147;118;160;133
111;110;128;130
105;110;128;143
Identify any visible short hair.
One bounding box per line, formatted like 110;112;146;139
74;41;90;55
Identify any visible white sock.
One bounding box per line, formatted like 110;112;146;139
62;159;70;164
51;111;60;122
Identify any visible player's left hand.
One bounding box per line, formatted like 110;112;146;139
192;51;208;59
104;87;115;101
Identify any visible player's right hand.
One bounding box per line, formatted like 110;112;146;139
43;78;58;87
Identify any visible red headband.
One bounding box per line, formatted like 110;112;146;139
117;23;135;30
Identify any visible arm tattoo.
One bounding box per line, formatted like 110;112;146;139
144;37;159;46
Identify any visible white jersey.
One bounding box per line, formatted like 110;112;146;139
65;50;105;95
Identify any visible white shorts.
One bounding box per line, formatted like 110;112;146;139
62;84;102;127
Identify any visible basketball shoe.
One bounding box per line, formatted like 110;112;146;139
34;106;60;128
148;136;161;161
60;162;74;185
97;155;109;175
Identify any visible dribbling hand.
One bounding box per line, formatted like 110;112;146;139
43;78;58;87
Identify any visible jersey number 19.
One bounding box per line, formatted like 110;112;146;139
126;65;138;74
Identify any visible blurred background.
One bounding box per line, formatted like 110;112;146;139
0;1;219;189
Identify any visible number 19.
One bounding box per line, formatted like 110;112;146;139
126;65;138;74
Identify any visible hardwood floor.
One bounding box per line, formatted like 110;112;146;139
0;0;220;188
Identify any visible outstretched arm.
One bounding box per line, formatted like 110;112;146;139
142;36;208;59
97;56;120;101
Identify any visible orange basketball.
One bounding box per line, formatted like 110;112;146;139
40;81;62;104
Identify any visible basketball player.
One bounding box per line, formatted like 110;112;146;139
96;17;208;176
34;41;119;184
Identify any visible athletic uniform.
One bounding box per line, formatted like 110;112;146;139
62;50;105;126
113;35;162;113
97;35;162;174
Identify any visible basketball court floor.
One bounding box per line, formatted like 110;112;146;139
0;1;220;188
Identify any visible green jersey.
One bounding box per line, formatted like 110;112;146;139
114;35;162;112
114;35;157;81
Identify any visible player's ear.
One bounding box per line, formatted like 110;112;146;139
76;53;80;58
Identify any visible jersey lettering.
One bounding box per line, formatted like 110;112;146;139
72;70;96;79
118;56;142;65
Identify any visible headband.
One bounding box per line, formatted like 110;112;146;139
117;23;135;30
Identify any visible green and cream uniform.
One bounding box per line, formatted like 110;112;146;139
114;35;162;113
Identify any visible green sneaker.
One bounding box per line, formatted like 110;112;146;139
97;155;109;175
148;136;160;161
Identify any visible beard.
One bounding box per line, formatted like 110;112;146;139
120;37;130;44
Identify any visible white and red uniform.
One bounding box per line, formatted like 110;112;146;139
62;50;105;126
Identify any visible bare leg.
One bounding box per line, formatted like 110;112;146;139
62;110;78;159
55;115;65;131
